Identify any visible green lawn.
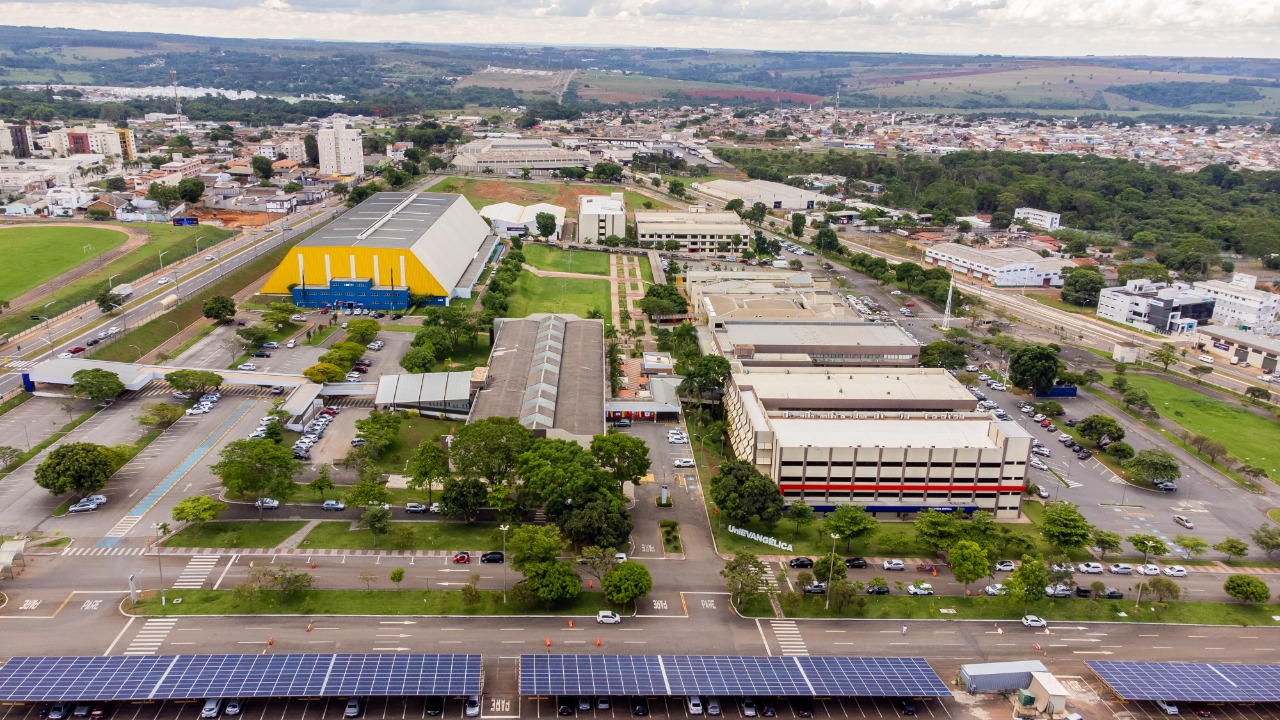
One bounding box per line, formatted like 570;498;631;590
505;272;611;319
371;416;457;474
0;226;130;301
163;521;308;548
300;520;504;551
304;325;338;346
638;256;654;285
1102;371;1280;474
522;244;611;276
133;587;617;617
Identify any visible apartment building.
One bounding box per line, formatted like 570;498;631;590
317;120;364;177
576;193;626;243
1194;273;1280;334
634;209;750;254
44;124;135;161
0;122;32;159
157;154;203;180
1013;207;1061;231
1097;279;1216;334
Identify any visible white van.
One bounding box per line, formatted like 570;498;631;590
1198;355;1213;364
1230;356;1240;365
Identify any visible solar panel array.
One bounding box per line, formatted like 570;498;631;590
519;655;950;698
0;655;481;702
1086;661;1280;703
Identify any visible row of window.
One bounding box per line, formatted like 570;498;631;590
779;460;1007;468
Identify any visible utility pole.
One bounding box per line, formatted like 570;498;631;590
943;274;955;330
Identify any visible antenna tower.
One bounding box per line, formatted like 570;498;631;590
170;70;182;126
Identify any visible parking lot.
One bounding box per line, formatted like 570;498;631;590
524;694;947;718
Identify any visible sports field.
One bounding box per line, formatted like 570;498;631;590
505;272;611;319
521;244;610;276
0;226;130;301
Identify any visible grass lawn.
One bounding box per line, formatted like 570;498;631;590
1101;371;1280;475
304;325;338;346
371;416;457;474
522;244;610;276
132;587;617;617
0;226;130;301
299;520;504;551
0;392;31;419
163;521;307;548
434;333;491;373
505;272;611;319
638;256;654;285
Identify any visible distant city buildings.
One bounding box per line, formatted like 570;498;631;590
43;124;136;162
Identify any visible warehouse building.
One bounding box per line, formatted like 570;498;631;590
1194;326;1280;374
480;201;566;240
924;243;1073;287
375;371;478;418
262;192;499;309
724;365;1029;518
451;138;590;175
696;179;825;210
710;319;920;367
634;209;750;254
686;270;852;322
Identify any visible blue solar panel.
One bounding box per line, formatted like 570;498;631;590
1086;661;1255;703
0;655;481;702
1213;664;1280;703
519;655;951;698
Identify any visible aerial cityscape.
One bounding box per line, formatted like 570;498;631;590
5;14;1280;720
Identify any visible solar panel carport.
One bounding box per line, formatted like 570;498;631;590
519;655;951;698
1087;660;1280;703
0;654;482;702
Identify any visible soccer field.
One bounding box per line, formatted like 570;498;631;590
0;225;130;301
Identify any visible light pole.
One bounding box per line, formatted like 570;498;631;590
150;523;167;605
158;250;169;276
500;524;510;603
109;304;127;333
169;321;180;336
825;533;839;610
108;274;120;290
195;236;206;254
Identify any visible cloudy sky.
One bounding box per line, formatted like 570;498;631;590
2;0;1277;58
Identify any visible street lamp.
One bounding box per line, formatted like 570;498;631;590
825;533;840;610
108;274;120;290
500;524;510;603
150;523;167;605
110;304;127;333
158;250;169;276
195;236;206;253
169;321;180;336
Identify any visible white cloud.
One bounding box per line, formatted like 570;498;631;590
1;0;1278;57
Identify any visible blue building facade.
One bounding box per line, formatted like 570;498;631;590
290;278;416;311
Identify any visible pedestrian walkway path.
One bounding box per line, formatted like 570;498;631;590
277;519;321;550
769;619;808;657
123;618;178;656
62;546;145;556
155;546;482;557
172;555;220;589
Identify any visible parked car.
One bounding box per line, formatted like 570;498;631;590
406;503;428;513
788;557;814;569
596;610;622;624
252;351;272;358
1174;514;1194;529
1137;564;1162;576
907;583;933;596
673;458;696;468
67;501;98;514
237;363;258;371
883;559;906;571
480;551;505;564
845;557;867;569
322;500;345;511
1155;481;1179;492
802;582;827;594
984;583;1005;596
1108;563;1134;575
866;584;890;595
453;552;471;564
1102;587;1125;599
1164;566;1188;578
995;560;1017;572
255;498;280;509
1079;562;1104;574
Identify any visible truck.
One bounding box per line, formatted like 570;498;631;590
113;283;134;299
159;294;179;310
771;260;790;269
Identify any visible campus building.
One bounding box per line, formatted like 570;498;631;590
576;193;626;243
479;202;566;240
1013;207;1061;231
924;243;1073;287
697;179;824;210
1096;279;1216;335
261;192;499;309
709;319;920;367
1194;273;1280;334
724;366;1030;518
634;209;750;254
451;138;590;175
686;270;853;322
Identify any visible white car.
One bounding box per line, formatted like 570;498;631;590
596;610;622;624
1108;563;1134;575
995;560;1017;572
185;407;209;415
1137;564;1162;576
286;340;296;348
1163;565;1188;578
57;352;74;359
668;435;689;444
157;277;172;285
238;363;257;371
907;583;933;596
889;290;902;295
883;559;906;571
1078;562;1104;574
673;458;696;468
1030;458;1049;471
1021;615;1048;628
204;255;215;262
290;315;307;322
1058;433;1072;441
984;583;1006;596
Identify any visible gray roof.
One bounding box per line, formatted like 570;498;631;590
376;372;474;406
717;319;917;352
299;192;463;250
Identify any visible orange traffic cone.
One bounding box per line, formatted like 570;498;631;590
546;637;551;647
932;568;937;577
596;637;601;647
311;562;316;569
568;619;574;629
268;637;274;646
306;622;313;633
588;580;593;589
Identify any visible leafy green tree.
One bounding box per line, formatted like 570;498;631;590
590;433;651;488
165;369;224;394
309;466;335;500
638;283;687;318
171;495;227;525
236;325;271;347
1189;365;1213;383
813;227;840;253
389;567;405;585
1151;342;1179;371
146;182;181;209
1175;534;1209;559
203;296;236;322
34;443;117;496
345;318;381;343
812;552;847;584
1122;387;1154;412
351;410;404;458
72;368;125;401
522;561;582;605
721;552;768;609
1078;414;1125;445
560;495;634;549
947;540;988;594
507;524;567;571
1214;537;1250;562
408;440;449;502
1105;441;1135;461
0;446;22;468
346;477;392;509
1123;449;1181;485
302;363;345;383
1246;386;1272;403
1041;502;1094;551
919;341;968;369
95;289;125;314
1252;524;1280;558
1009;344;1062;395
450;417;535;485
399;345;436;373
1128;533;1169;563
679;354;732;400
667;180;686;198
914;509;966;553
177;177;205;203
1225;574;1271;603
1004;554;1049;612
601;561;652;607
708;460;784;532
790;213;806;238
250;155;274;180
535;211;558;239
137;401;184;427
439;475;488;522
1092;530;1123;558
358;505;393;538
1144;577;1181;602
787;502;815;536
210;439;301;518
1060;265;1105;306
823;505;878;550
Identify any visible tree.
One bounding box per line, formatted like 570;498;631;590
1122;387;1154;412
399;345;436;373
345;318;381;343
72;368;124;401
1145;577;1181;602
522;561;582;605
914;510;965;553
350;410;404;459
1060;265;1105;306
202;296;236;323
535;211;558;239
577;546;616;583
357;570;378;590
146;182;181;210
34;443;117;496
237;325;271;347
1123;450;1181;485
440;476;488;522
1004;554;1050;611
389;567;405;586
591;162;623;182
813;227;840;253
601;561;653;607
1246;386;1272;403
1189;365;1213;383
1009;344;1062;395
407;440;449;502
304;134;319;165
171;495;226;525
947;540;988;594
95;289;125;314
787;502;815;536
638;283;687;318
919;341;968;370
1252;524;1280;558
1214;537;1250;562
590;434;651;488
1175;534;1209;559
1041;502;1094;551
708;460;784;532
506;524;567;571
250;155;274;180
823;505;878;550
1224;574;1271;603
721;552;768;609
1078;414;1125;445
165;369;224;394
0;446;21;467
264;563;314;601
450;417;534;485
309;466;335;500
1092;530;1123;558
210;439;301;517
790;213;806;238
725;198;745;213
176;177;205;203
667;180;686;198
560;496;634;549
680;354;732;400
1151;342;1179;371
813;552;847;585
303;363;346;383
137;401;184;427
1105;441;1135;461
1128;533;1169;563
359;505;393;538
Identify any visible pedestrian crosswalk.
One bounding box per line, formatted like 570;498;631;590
62;546;145;556
1;359;36;369
1063;478;1083;489
104;515;144;538
124;618;178;655
125;381;371;407
760;566;780;593
173;555;221;589
769;619;808;656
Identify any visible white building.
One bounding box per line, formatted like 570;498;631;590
157;154;203;181
1013;207;1061;231
43;124;133;161
1194;273;1280;334
0;121;33;158
451;138;589;174
577;193;626;244
924;243;1073;287
479;201;566;240
697;178;825;211
43;186;91;217
1096;279;1216;334
317;120;364;177
256;138;306;163
634;208;750;254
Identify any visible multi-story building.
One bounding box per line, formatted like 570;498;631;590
1193;273;1280;334
1194;326;1280;374
709;319;920;367
44;124;133;160
576;193;626;243
1013;207;1061;231
451;138;589;174
317;120;364;177
0;122;32;159
256;138;306;163
723;365;1030;518
1097;279;1216;334
634;208;750;254
924;243;1073;287
697;178;825;210
157;154;203;180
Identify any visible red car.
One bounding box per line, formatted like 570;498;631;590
904;301;915;307
1040;418;1052;428
453;552;471;564
320;308;330;314
68;346;87;354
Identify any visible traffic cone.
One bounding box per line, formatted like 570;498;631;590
588;580;593;589
596;637;601;647
568;619;574;629
546;637;551;647
311;562;316;569
932;568;937;577
268;637;274;646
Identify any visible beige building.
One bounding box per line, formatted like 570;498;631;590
44;124;135;160
686;270;849;321
317;120;363;177
452;138;590;174
576;193;626;243
724;366;1030;518
634;208;750;254
710;319;920;367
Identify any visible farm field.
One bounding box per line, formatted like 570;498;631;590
426;177;670;216
505;272;610;320
572;70;819;104
0;225;130;301
521;244;610;276
453;69;566;97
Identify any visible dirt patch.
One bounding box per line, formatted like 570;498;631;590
187;208;275;229
677;88;824;104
